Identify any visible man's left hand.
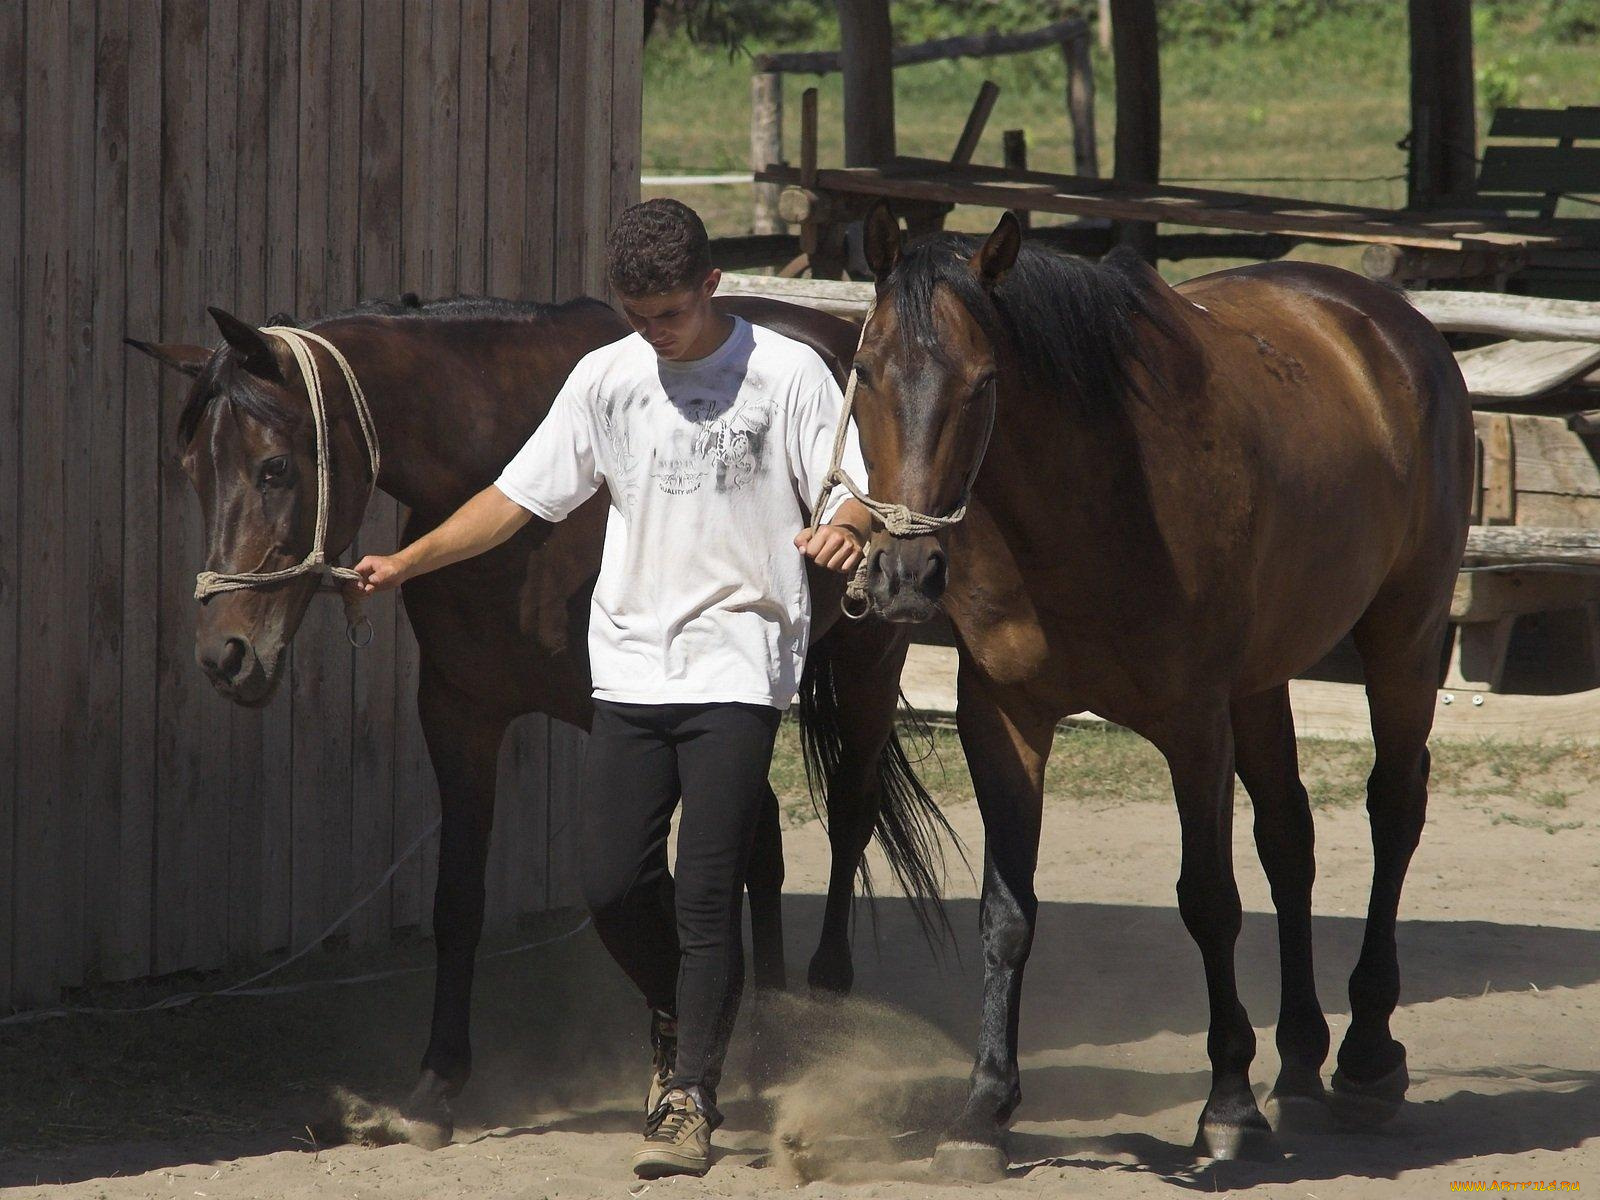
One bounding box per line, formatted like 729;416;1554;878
795;523;865;575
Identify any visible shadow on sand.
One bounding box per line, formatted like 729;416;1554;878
2;894;1597;1188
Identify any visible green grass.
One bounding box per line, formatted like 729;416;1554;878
643;13;1598;281
770;717;1597;819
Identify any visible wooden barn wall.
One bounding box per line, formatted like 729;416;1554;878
0;0;641;1012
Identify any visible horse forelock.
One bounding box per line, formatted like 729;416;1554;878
884;234;1184;420
177;349;300;447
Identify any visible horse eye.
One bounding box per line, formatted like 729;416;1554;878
260;455;290;484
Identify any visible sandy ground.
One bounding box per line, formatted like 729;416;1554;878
4;769;1597;1199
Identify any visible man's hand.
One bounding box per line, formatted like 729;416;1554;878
795;523;865;575
349;552;412;595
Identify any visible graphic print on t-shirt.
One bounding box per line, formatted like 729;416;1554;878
650;391;775;498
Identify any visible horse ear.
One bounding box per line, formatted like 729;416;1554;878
969;210;1023;289
862;200;903;287
124;338;211;378
208;306;285;381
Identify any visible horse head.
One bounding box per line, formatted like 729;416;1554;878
851;201;1015;623
128;309;375;706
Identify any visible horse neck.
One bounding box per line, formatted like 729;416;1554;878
308;314;561;520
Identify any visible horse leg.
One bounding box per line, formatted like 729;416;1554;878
931;670;1051;1181
1231;685;1331;1130
1331;606;1443;1125
746;781;787;992
1160;705;1277;1161
402;673;508;1149
806;622;911;996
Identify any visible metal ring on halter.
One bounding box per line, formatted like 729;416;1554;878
346;615;375;649
840;588;873;621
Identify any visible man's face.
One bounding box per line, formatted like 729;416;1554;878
617;269;721;362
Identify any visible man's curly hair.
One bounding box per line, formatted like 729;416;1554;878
606;199;713;297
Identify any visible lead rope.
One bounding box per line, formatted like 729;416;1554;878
806;304;996;619
192;327;381;647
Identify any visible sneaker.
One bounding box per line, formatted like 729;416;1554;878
646;1009;678;1115
632;1088;711;1179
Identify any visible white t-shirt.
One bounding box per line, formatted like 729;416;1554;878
494;316;867;710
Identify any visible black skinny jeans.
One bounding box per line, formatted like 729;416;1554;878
578;699;781;1112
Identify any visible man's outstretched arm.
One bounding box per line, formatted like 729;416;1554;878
350;484;533;593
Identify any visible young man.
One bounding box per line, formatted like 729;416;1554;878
351;198;871;1178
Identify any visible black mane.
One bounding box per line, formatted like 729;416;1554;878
178;293;607;444
887;236;1182;419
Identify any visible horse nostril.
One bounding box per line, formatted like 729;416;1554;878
921;548;947;597
217;637;247;684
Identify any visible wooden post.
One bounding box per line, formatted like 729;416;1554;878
750;70;783;235
1110;0;1159;260
1003;129;1030;230
1063;31;1099;177
836;0;896;166
1408;0;1476;208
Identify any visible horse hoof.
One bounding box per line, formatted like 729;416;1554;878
1265;1068;1333;1134
1329;1060;1409;1129
1194;1115;1281;1162
1264;1090;1335;1135
930;1139;1008;1183
806;954;854;997
398;1070;458;1150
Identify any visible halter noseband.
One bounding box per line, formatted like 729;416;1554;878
192;326;381;647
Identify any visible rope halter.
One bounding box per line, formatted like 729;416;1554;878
807;304;998;619
192;326;381;648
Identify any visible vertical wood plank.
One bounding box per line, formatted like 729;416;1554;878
51;0;99;993
0;0;25;1008
229;0;270;960
290;0;354;946
551;1;591;301
117;0;162;983
351;0;404;946
455;0;488;295
610;0;642;238
323;0;363;942
86;0;133;980
16;0;75;1006
193;0;239;972
521;0;557;302
425;0;460;295
153;0;207;976
484;0;527;299
257;0;299;955
392;0;435;931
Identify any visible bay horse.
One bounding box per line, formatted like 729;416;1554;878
129;292;950;1147
849;203;1471;1172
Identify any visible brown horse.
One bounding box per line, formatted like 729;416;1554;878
128;291;949;1147
849;203;1472;1173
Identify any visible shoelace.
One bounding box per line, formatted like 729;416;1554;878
646;1095;697;1140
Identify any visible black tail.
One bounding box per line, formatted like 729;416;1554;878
796;643;960;947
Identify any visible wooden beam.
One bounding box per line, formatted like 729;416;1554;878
950;81;1000;167
1465;525;1600;569
1405;289;1600;341
1408;0;1477;208
1110;0;1159;260
836;0;895;166
755;17;1090;76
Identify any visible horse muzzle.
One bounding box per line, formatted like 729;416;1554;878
196;632;279;707
866;534;947;624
